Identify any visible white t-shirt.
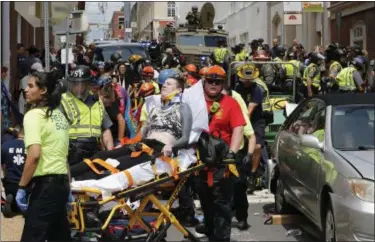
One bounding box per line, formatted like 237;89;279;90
18;75;29;114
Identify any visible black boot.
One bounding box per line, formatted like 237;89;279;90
236;220;250;230
247;173;257;194
170;207;199;227
195;223;209;235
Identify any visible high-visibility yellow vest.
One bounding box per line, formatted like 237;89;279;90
303;63;321;90
335;66;357;91
285;60;301;78
214;48;228;63
61;92;105;139
235;49;247;61
273;57;283;62
329;61;343;78
253;78;271;111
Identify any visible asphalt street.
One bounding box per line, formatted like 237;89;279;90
123;190;320;241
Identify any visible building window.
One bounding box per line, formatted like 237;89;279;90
229;36;237;47
167;2;176;17
350;23;366;49
240;32;249;44
118;17;124;30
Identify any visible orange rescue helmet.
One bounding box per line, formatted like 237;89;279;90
184;64;197;73
205;65;226;81
142;66;154;77
199;66;209;76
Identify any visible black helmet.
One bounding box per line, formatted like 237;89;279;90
110;52;122;63
69;65;91;82
276;45;286;57
308;52;324;64
351;44;362;56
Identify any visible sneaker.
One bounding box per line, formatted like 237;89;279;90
2;194;15;218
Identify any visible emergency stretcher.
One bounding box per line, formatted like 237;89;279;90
67;81;235;241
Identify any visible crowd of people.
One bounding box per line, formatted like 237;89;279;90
1;37;374;242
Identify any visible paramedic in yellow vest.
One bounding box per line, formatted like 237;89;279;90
235;43;248;61
222;84;256;230
283;51;304;92
324;43;345;90
302;53;324;97
211;39;230;72
60;65;114;166
335;57;365;93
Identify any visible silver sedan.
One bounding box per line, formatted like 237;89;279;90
269;94;374;241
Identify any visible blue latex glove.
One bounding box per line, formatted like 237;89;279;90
16;189;28;212
67;191;75;211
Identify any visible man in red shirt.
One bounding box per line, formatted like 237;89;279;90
195;65;245;241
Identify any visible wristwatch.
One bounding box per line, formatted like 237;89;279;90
18;185;26;189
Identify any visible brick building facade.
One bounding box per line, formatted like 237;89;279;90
110;11;125;39
329;1;375;59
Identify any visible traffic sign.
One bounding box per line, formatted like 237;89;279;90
283;2;302;12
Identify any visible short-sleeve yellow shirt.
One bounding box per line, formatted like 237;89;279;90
24;108;69;177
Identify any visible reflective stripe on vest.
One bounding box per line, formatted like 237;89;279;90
214;48;227;63
285;60;301;78
254;78;271;111
303;63;321;89
335;67;357;91
61;92;104;138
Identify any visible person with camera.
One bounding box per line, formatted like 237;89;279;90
195;65;245;242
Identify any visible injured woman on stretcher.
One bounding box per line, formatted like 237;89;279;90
70;77;208;196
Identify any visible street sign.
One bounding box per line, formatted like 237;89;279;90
61;48;74;64
284;14;302;25
131;22;137;28
303;2;324;12
283;2;302;12
60;36;67;43
125;28;132;33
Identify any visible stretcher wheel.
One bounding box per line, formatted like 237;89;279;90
145;222;170;242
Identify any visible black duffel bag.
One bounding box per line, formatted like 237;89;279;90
198;130;229;166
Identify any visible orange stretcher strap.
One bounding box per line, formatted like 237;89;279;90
130;143;154;158
92;159;119;174
124;170;134;187
121;132;142;145
83;159;102;175
159;156;179;180
207;170;214;187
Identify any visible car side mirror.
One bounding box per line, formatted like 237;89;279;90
300;134;324;150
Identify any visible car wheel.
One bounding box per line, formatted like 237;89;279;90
324;204;336;242
275;178;294;214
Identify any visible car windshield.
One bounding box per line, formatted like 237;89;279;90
332;104;375;150
204;36;227;47
100;45;148;62
177;35;204;46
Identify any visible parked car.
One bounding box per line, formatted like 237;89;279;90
95;43;150;62
269;93;375;241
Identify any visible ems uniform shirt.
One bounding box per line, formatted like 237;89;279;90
24;108;69;176
235;82;264;123
1;139;26;182
206;95;246;145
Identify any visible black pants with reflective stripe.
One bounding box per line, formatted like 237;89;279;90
232;150;249;222
197;168;233;241
21;175;71;242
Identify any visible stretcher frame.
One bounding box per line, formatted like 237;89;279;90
68;156;205;242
